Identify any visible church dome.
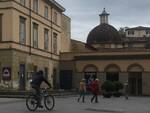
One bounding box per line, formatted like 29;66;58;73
86;23;121;44
86;8;121;45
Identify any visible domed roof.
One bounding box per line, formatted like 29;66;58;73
86;23;121;44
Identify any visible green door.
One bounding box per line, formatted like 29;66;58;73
60;70;72;90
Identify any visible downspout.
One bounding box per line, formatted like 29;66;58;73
50;6;54;88
51;6;53;59
29;0;32;55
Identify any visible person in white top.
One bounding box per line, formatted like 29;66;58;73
124;80;129;100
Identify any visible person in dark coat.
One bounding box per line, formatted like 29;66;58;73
30;70;51;108
91;78;100;103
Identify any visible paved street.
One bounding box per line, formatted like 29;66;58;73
0;96;150;113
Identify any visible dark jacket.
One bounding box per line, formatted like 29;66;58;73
31;72;51;88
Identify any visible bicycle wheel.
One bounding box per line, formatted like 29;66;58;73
26;95;38;111
44;95;55;110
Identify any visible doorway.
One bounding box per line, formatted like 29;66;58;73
19;64;26;90
84;72;97;84
128;72;142;96
60;70;72;90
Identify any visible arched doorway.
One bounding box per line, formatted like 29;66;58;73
127;64;143;96
105;64;120;81
83;65;98;88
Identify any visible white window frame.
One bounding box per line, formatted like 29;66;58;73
33;23;38;48
44;6;49;19
53;33;57;54
54;12;57;24
44;28;49;50
19;16;26;44
33;0;38;13
20;0;25;6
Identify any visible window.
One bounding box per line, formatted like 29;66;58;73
44;67;48;80
19;17;26;44
54;12;57;24
128;30;134;35
20;0;25;6
44;6;48;19
33;0;38;13
33;23;38;48
53;33;57;54
146;30;150;34
0;14;2;41
106;72;119;81
44;29;49;50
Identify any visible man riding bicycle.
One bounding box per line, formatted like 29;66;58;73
30;70;51;108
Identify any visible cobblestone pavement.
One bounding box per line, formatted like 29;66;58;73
0;96;150;113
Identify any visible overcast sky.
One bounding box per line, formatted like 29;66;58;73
56;0;150;42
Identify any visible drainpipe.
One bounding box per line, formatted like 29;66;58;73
29;0;32;55
50;6;54;88
50;7;53;66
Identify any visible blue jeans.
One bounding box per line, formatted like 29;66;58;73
78;91;85;102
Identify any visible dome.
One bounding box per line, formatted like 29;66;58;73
86;23;121;44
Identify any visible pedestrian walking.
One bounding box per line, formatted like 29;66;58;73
124;80;129;100
91;78;100;103
86;77;92;93
77;79;86;103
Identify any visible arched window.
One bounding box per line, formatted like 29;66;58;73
104;64;120;81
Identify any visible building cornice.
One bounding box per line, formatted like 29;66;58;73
0;48;60;61
0;41;60;57
74;54;150;61
0;0;65;12
47;0;65;12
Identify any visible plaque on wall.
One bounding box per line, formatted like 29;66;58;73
2;67;11;81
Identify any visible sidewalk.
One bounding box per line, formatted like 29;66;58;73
0;98;24;104
0;89;78;98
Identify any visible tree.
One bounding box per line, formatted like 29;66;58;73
118;27;129;38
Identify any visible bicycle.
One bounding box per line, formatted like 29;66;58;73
26;88;55;111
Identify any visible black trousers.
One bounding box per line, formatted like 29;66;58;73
91;94;98;103
31;85;41;105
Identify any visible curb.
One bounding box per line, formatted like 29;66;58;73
0;92;78;98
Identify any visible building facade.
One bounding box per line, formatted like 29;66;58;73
126;26;150;38
60;9;150;96
0;0;71;90
1;1;150;96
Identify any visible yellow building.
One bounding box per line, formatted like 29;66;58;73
60;8;150;96
1;1;150;96
0;0;70;90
